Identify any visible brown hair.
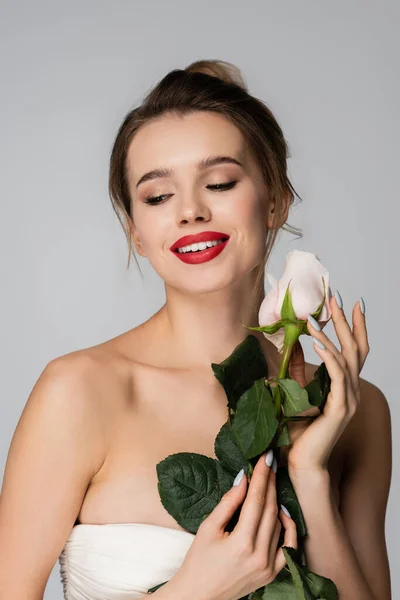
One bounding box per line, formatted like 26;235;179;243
109;59;302;312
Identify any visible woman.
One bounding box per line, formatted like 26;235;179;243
0;60;391;599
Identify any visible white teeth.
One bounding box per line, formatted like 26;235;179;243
177;239;225;253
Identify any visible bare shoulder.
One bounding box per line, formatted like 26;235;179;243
45;326;149;414
304;359;390;416
45;346;107;384
15;347;112;475
0;345;123;597
41;347;113;418
358;376;391;417
336;378;392;599
19;333;142;463
49;323;144;381
305;360;391;467
45;334;137;407
345;376;392;471
305;358;391;414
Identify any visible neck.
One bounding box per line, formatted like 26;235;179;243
152;268;282;378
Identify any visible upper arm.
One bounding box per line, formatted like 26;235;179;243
339;379;392;600
0;355;106;599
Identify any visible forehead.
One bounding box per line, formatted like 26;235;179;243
126;112;250;184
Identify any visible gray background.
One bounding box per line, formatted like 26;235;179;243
0;1;398;597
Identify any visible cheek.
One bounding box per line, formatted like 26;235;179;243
231;185;265;222
232;193;266;240
228;209;266;270
133;209;170;253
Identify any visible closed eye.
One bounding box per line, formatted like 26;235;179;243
208;181;237;191
143;181;238;205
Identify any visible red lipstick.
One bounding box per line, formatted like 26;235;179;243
170;231;230;265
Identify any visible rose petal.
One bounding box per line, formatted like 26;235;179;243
262;328;286;354
274;250;331;322
258;283;280;326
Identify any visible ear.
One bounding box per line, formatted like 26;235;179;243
128;219;147;257
266;191;291;229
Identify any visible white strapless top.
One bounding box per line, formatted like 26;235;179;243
58;523;195;599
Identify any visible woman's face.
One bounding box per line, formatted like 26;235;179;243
126;111;272;294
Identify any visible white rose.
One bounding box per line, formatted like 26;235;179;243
258;250;332;353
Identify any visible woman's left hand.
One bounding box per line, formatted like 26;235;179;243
280;293;370;473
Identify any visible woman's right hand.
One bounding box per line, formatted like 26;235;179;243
166;449;298;600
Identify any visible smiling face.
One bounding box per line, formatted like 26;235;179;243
126;111;275;294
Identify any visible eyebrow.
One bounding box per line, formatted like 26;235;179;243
135;155;245;189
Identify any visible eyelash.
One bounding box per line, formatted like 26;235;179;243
143;181;238;205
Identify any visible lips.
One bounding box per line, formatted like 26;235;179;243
170;231;230;252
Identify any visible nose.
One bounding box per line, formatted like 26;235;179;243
177;194;212;226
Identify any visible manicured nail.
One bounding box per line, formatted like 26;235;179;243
265;448;274;467
359;297;366;315
312;337;326;350
307;314;321;331
272;457;277;473
232;469;244;486
281;504;291;518
335;290;343;309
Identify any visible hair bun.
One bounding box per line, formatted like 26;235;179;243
184;59;248;91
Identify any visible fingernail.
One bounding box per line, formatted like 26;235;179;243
335;290;343;309
265;449;274;467
272;457;277;473
232;469;244;487
307;314;321;331
359;297;366;315
281;504;291;518
312;337;326;350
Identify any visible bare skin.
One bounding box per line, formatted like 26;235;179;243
0;111;391;598
73;322;345;531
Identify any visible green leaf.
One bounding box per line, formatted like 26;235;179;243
147;581;168;594
280;280;297;321
214;420;249;476
262;576;302;598
305;362;331;411
262;546;313;599
305;379;322;407
282;546;315;599
211;335;269;413
274;378;313;417
301;567;338;599
262;559;338;599
276;466;307;538
297;277;330;338
276;422;292;447
231;379;278;459
243;319;285;335
261;559;338;600
248;589;266;599
310;276;328;323
156;452;233;534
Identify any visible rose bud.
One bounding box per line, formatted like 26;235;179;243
256;250;332;353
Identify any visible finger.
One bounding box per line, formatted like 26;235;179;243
266;517;281;567
308;320;352;393
330;293;360;376
273;508;298;576
328;293;360;388
308;294;361;393
254;459;279;554
288;340;307;387
352;298;370;372
307;310;344;369
201;466;248;537
234;452;273;545
311;340;352;420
